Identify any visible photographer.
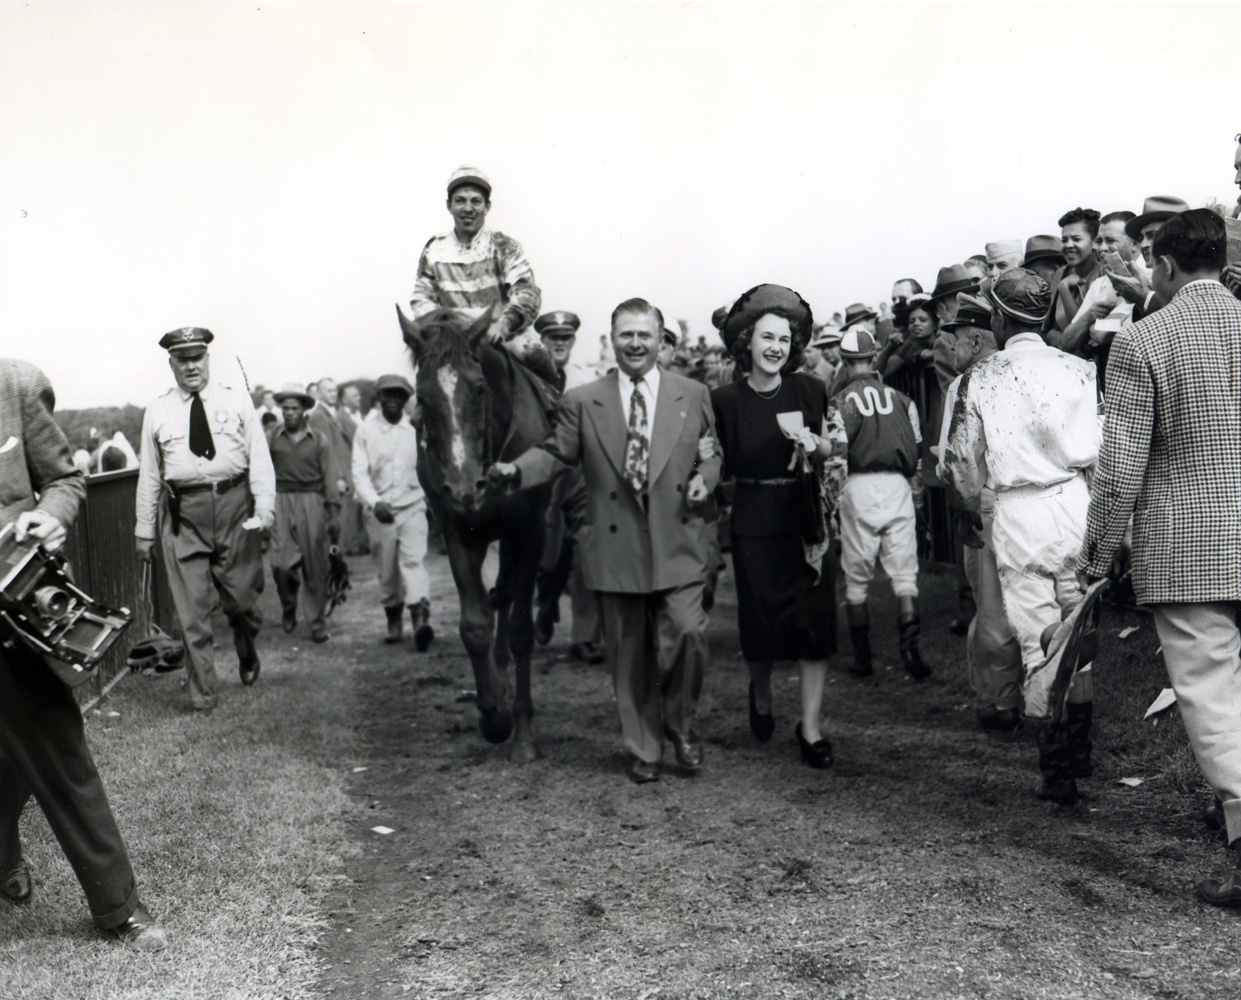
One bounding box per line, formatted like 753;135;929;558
0;359;166;950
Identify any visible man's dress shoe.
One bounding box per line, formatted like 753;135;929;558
0;861;31;904
114;905;168;951
626;757;660;784
239;654;261;686
1198;869;1241;908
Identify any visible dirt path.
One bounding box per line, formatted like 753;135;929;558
313;550;1240;1000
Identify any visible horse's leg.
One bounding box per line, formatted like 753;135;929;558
503;492;547;764
444;530;512;744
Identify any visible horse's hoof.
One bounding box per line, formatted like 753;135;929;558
509;740;539;765
479;707;513;744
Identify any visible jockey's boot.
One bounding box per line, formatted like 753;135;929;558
1066;700;1094;778
383;604;404;645
845;603;873;677
897;595;932;681
410;599;435;653
1036;722;1078;805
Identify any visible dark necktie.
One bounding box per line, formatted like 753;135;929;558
188;392;216;459
623;376;649;493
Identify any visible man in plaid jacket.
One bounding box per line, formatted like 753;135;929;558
1078;209;1241;908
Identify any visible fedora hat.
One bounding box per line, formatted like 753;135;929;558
841;303;877;329
1125;196;1190;240
929;264;981;302
719;284;813;353
1022;235;1066;266
838;328;877;359
810;325;843;349
272;382;316;409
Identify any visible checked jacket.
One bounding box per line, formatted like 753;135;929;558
1078;279;1241;604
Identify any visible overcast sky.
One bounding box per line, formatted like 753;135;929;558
1;0;1237;409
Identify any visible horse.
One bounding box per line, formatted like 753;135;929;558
396;304;554;763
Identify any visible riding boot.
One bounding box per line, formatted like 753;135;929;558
1036;722;1078;805
845;603;873;677
897;595;932;681
410;599;435;653
1066;700;1094;778
383;604;404;645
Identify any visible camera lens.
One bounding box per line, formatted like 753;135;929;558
34;586;70;620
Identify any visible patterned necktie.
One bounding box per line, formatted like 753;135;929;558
188;392;216;459
623;376;649;493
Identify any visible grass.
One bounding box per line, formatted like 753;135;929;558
0;599;360;1000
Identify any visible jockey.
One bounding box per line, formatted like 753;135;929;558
410;166;559;386
828;328;930;681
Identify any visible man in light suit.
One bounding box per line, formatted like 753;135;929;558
489;298;721;783
0;359;166;949
1079;210;1241;907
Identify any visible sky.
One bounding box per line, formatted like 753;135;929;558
1;0;1238;409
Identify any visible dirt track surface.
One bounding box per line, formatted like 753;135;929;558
314;551;1241;1000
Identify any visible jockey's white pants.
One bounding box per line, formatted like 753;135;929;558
839;471;918;604
991;475;1091;703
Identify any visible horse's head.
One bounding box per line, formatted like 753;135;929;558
398;304;494;513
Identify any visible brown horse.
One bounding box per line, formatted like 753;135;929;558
396;305;553;763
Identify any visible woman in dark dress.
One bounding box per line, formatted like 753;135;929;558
712;285;842;768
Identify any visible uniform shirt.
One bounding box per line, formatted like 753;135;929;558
941;333;1099;513
351;410;424;511
135;380;276;540
618;366;661;426
410;228;541;335
829;371;921;477
268;424;340;502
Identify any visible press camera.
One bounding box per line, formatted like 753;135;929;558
0;521;132;686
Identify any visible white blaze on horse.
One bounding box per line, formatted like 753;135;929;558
397;305;554;763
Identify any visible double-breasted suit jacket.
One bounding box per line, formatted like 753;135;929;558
515;369;722;594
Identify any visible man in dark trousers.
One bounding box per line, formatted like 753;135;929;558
0;358;167;950
489;298;721;783
1079;210;1241;905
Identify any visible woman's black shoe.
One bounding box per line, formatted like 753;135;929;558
748;682;775;742
795;723;834;769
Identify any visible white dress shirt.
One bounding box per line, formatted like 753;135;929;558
617;366;661;426
351;410;424;511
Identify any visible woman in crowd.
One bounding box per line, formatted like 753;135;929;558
1049;206;1107;354
881;295;938;380
711;285;843;768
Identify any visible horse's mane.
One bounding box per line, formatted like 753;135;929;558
410;315;479;371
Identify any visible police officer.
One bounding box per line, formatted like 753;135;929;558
135;328;276;711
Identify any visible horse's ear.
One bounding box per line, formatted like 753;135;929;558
396;304;421;359
466;303;497;352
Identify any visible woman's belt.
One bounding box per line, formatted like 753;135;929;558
735;476;798;487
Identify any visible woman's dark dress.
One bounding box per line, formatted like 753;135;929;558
712;373;836;662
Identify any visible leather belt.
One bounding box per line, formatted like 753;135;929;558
169;471;248;496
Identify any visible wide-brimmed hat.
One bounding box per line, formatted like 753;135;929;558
838;328;878;359
1022;235;1066;266
929;264;981;302
374;373;415;398
272;382;316;409
841;303;877;329
719;284;813;352
710;305;730;330
987;268;1052;326
447;165;492;200
1124;196;1190;240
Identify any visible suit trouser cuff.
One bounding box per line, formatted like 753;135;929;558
92;882;140;930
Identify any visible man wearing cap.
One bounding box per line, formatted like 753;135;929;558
411;166;555;384
829;327;930;681
352;374;434;650
1078;209;1241;906
984;241;1024;281
486;298;720;784
267;384;341;643
532;310;605;663
1020;236;1066;287
942;269;1101;804
927;264;983;395
933;300;1024;729
135;328;276;710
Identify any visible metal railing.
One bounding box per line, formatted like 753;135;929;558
62;469;176;708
